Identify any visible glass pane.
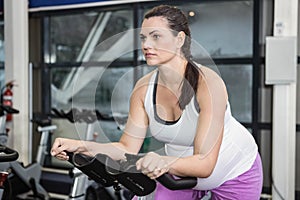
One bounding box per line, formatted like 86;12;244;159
176;1;253;58
48;9;133;63
218;64;253;122
298;8;300;56
51;65;134;113
48;14;96;63
297;65;300;124
0;20;4;62
0;68;4;89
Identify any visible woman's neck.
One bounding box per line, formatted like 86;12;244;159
157;58;187;88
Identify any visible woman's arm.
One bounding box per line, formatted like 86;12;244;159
51;76;150;161
137;66;228;179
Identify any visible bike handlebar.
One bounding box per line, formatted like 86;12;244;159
0;105;19;114
66;152;197;196
51;108;125;124
0;145;19;162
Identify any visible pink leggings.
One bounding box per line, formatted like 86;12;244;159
133;153;263;200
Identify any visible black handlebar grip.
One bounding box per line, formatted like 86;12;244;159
0;105;19;114
0;145;19;162
124;153;197;190
66;152;116;187
65;151;74;164
51;108;64;118
156;173;197;190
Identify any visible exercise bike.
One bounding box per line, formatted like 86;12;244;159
0;106;57;200
0;104;19;146
0;145;19;199
65;152;197;199
51;107;129;200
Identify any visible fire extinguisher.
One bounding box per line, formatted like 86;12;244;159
1;81;15;121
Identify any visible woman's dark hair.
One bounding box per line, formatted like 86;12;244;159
144;5;200;110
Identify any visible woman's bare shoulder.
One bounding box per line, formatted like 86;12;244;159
197;65;228;102
136;69;156;86
132;69;157;98
197;65;225;86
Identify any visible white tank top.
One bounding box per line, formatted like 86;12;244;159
144;70;258;190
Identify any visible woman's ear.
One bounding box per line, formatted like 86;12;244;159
176;31;186;48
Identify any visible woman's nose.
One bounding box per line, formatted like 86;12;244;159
142;38;152;50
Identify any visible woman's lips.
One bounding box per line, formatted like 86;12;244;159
145;53;156;58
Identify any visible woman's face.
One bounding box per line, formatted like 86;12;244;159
140;17;182;66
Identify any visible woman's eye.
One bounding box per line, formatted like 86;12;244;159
152;34;160;40
140;36;146;41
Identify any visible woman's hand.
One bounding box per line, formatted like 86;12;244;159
136;152;173;179
50;137;81;160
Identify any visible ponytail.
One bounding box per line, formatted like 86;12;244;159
179;60;200;110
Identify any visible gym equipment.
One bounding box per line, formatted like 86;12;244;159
52;108;100;200
0;104;19;145
32;114;58;166
0;111;57;200
51;108;129;200
66;152;197;197
0;145;19;199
